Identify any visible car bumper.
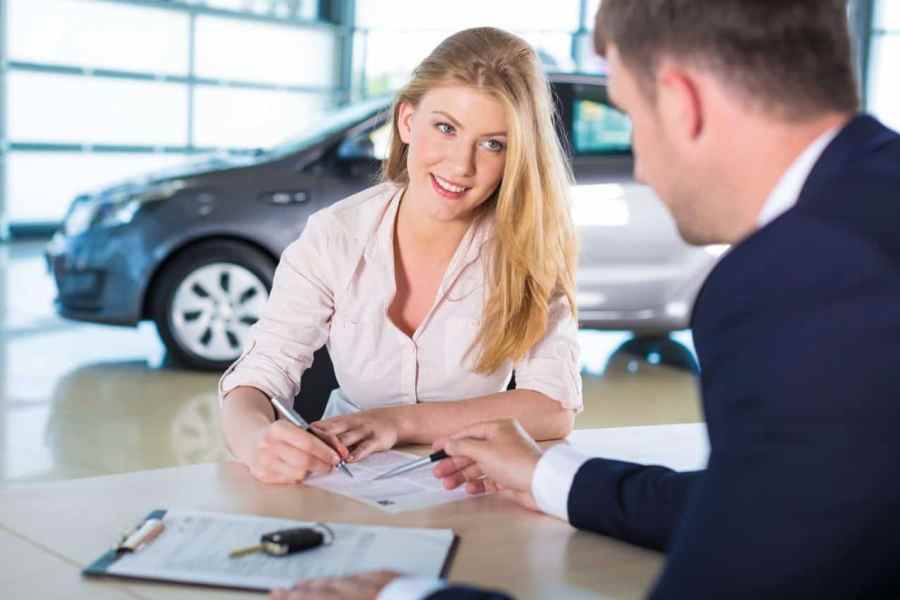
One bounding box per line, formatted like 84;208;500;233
577;307;690;333
575;247;721;333
45;229;146;326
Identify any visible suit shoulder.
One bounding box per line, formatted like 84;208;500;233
799;146;900;269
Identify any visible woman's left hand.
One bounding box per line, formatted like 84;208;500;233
313;408;403;463
269;570;401;600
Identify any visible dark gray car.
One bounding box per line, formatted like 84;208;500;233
46;73;720;370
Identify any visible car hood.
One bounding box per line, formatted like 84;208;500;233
84;152;261;200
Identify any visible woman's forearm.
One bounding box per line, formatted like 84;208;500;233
220;386;276;463
388;390;575;444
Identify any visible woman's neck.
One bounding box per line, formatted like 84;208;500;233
395;188;473;265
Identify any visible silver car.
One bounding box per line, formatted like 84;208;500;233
47;72;721;371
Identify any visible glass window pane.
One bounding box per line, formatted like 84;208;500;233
363;31;451;93
587;0;602;25
867;34;900;132
193;86;331;148
8;72;188;146
7;152;189;222
343;121;392;162
195;17;337;87
357;0;580;31
202;0;319;20
8;0;189;74
527;33;577;71
573;31;607;73
573;100;632;155
361;30;574;96
875;0;900;30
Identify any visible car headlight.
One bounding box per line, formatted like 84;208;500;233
63;180;187;236
64;197;99;237
92;196;143;229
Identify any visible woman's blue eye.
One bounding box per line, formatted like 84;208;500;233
483;139;506;152
436;122;454;135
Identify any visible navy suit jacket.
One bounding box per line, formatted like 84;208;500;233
430;115;900;600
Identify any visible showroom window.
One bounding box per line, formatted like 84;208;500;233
352;0;593;97
0;0;339;229
868;0;900;130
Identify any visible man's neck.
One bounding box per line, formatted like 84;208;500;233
721;111;852;243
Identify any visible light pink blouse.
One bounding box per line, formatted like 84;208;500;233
218;182;582;413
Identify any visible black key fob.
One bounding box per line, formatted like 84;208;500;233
261;527;326;556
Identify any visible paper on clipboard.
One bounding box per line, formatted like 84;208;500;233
87;509;455;592
304;449;474;513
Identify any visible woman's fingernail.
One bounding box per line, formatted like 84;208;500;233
346;454;355;463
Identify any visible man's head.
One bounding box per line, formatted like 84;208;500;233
594;1;859;244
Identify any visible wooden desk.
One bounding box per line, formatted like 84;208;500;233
0;424;708;600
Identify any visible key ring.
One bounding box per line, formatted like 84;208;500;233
312;522;336;545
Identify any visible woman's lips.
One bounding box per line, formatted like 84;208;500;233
430;173;468;200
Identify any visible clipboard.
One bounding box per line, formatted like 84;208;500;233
83;508;458;592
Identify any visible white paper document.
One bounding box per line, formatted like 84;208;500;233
305;449;474;513
105;509;455;591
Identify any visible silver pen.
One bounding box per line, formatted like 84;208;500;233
270;397;354;478
372;450;448;480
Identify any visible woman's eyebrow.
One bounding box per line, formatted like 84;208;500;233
431;110;507;137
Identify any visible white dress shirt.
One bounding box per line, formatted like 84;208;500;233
376;124;841;600
219;182;583;414
531;123;842;524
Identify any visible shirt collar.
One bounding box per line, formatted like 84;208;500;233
372;186;494;268
756;126;841;228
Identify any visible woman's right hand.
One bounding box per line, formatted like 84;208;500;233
245;420;349;484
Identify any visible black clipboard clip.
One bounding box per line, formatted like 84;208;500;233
116;510;166;554
83;509;169;577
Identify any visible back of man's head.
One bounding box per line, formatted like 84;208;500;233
595;0;860;120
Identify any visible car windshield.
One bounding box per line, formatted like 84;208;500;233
264;96;392;160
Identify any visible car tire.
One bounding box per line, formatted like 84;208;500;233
151;240;275;371
620;334;700;374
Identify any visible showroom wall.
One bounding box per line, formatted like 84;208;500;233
0;0;603;235
868;1;900;131
0;0;897;236
0;0;346;230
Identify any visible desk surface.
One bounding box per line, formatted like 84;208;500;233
0;423;708;600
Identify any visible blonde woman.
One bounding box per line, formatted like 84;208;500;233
219;27;581;484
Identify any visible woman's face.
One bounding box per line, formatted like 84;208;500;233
398;84;508;225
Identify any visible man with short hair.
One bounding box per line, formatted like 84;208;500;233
271;2;900;598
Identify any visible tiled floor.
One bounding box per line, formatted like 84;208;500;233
0;239;702;485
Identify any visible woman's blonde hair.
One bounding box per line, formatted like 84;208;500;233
382;27;577;374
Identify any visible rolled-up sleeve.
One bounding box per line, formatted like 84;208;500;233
512;294;582;411
217;211;336;407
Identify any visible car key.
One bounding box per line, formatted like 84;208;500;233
229;526;330;558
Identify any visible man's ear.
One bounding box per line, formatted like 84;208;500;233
656;61;703;142
397;102;415;144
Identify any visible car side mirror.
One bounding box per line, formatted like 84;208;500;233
337;135;375;162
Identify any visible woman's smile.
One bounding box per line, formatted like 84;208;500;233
430;173;470;200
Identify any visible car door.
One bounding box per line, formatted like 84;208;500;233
563;81;708;325
317;114;393;202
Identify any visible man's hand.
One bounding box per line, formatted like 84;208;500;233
433;419;543;502
313;407;402;463
269;570;401;600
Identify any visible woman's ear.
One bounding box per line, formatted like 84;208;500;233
397;102;415;144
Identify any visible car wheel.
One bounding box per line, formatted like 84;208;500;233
618;334;700;374
152;240;274;371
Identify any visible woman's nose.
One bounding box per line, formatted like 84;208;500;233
448;142;476;177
